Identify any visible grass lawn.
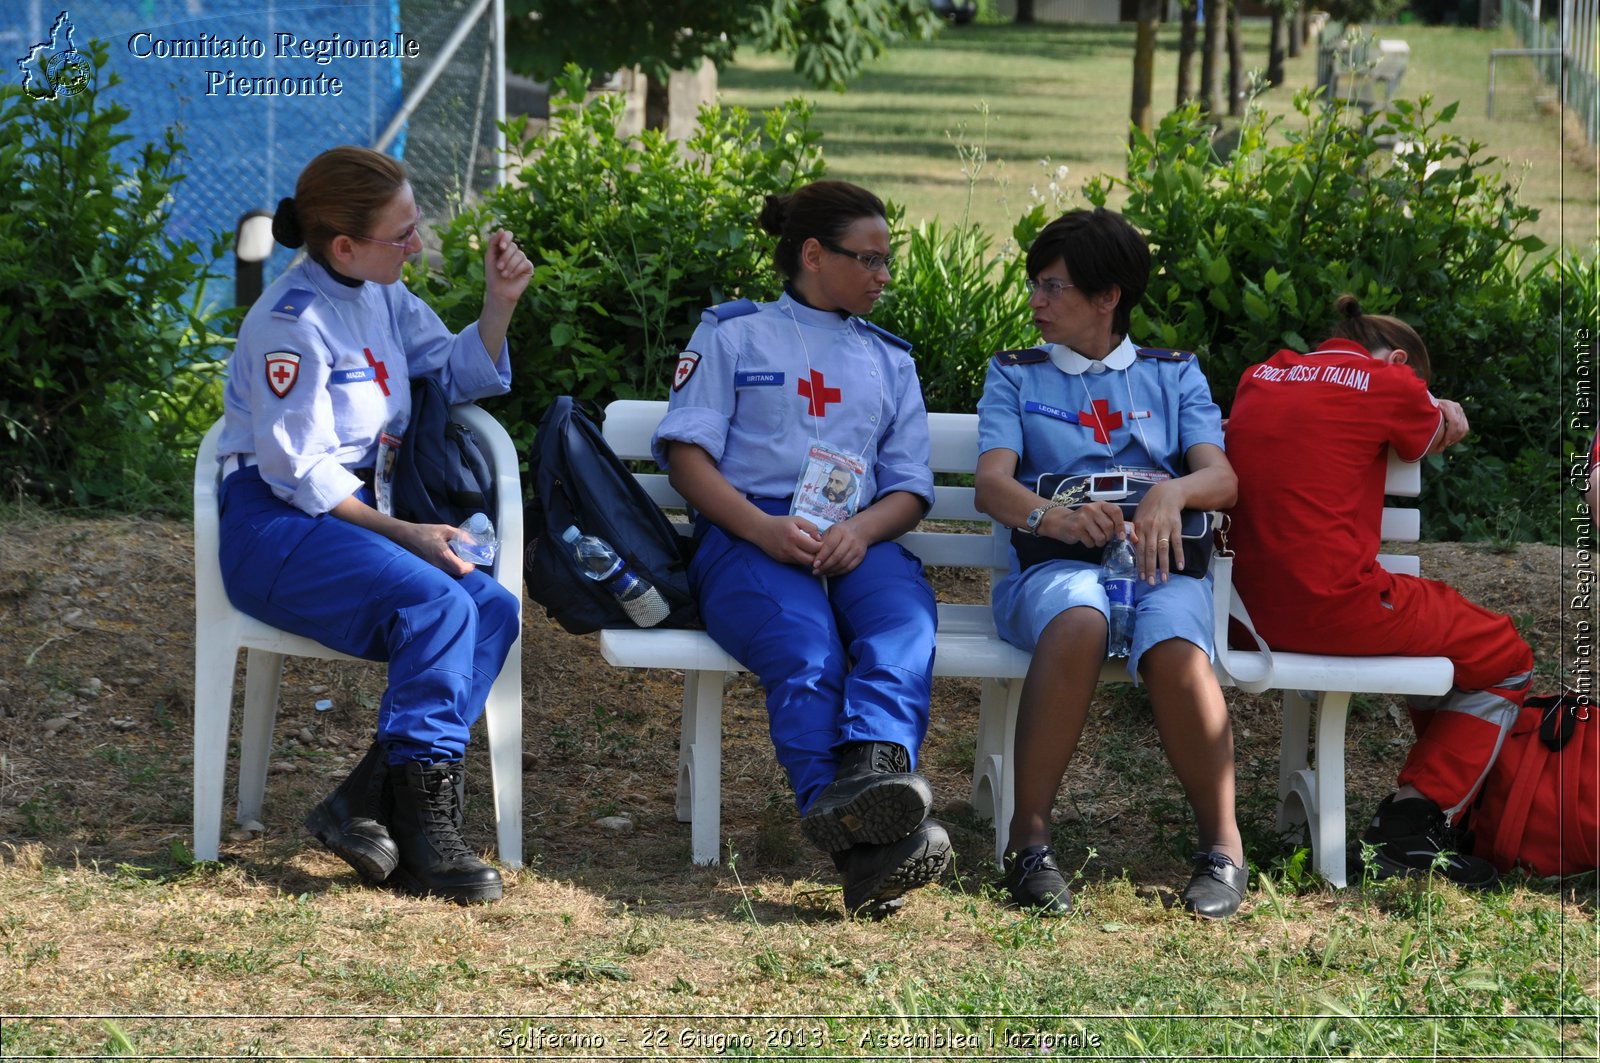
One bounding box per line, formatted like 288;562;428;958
720;20;1597;255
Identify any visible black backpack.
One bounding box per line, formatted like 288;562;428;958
524;397;699;634
391;376;496;530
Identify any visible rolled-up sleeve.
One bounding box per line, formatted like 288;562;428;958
652;317;734;469
393;288;511;402
872;353;934;507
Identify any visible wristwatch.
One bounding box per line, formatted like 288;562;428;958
1022;501;1060;535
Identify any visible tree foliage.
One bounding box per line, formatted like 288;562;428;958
0;41;233;508
504;0;940;89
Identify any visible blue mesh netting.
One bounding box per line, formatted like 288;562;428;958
4;1;499;298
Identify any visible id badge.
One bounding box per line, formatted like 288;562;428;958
374;412;407;517
791;443;864;533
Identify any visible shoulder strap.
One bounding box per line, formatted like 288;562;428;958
992;347;1049;366
854;318;911;351
1210;552;1274;693
706;298;759;322
1137;347;1197;362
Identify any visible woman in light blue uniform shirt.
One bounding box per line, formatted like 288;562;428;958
652;181;950;918
974;208;1247;919
217;146;533;904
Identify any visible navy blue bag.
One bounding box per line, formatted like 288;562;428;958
523;397;699;634
391;376;495;529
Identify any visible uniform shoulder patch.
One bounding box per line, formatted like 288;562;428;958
269;288;318;321
854;319;912;351
1137;347;1196;362
993;347;1049;366
706;298;759;322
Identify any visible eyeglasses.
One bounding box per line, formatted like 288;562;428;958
818;237;893;273
1025;278;1077;299
354;212;423;250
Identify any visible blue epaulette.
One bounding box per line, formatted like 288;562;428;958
706;298;759;322
854;319;912;351
270;288;317;321
993;347;1049;366
1137;347;1196;362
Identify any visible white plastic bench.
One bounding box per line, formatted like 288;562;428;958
596;399;1449;886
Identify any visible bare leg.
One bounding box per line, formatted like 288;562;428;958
1138;637;1244;866
1005;606;1107;852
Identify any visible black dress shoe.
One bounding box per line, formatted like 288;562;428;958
1183;851;1247;919
1001;844;1071;915
800;742;933;853
835;819;952;919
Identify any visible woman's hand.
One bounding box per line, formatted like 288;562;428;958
1045;501;1124;550
483;230;533;307
752;513;825;567
1130;480;1186;584
813;519;871;576
394;521;476;577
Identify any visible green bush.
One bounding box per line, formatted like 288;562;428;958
1087;90;1560;540
872;210;1036;414
0;40;234;509
411;67;825;446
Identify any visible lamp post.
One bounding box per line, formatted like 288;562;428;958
234;210;275;308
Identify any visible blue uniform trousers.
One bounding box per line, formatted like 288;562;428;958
218;468;520;764
690;500;937;812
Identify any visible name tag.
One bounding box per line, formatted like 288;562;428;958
1025;400;1080;425
736;371;784;387
331;367;376;384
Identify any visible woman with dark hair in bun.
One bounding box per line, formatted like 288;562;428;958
215;145;534;903
651;179;950;918
1226;294;1533;890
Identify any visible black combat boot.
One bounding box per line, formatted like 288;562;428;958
386;761;503;904
800;741;934;853
833;819;953;919
304;741;398;883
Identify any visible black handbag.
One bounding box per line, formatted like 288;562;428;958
1009;472;1213;579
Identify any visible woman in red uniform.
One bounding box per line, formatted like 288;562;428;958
1225;295;1532;889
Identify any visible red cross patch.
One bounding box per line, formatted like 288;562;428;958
673;351;701;392
798;369;841;416
265;352;301;398
1078;398;1124;444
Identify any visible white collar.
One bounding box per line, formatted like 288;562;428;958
1047;336;1137;375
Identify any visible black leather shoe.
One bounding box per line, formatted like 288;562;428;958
386;761;503;904
801;741;933;853
1183;851;1248;919
1350;795;1499;891
1001;844;1072;915
835;819;952;919
304;741;398;882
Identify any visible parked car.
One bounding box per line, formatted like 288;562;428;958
930;0;978;23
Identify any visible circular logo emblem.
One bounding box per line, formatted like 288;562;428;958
46;49;91;97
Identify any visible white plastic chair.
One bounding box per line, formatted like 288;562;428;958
192;405;524;867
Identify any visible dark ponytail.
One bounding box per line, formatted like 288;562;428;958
760;180;886;279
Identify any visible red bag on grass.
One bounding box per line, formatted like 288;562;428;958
1463;692;1599;878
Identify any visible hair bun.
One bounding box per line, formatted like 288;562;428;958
757;193;791;238
1334;292;1364;320
271;196;304;249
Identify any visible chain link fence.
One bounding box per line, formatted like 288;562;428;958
3;0;503;301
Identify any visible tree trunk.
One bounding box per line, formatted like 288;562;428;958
1016;0;1037;22
644;72;669;132
1177;0;1199;106
1267;8;1286;86
1131;0;1161;135
1288;3;1305;57
1227;0;1244;115
1201;0;1224;116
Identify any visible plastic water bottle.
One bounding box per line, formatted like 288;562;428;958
1101;528;1137;658
560;525;670;627
450;512;498;566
